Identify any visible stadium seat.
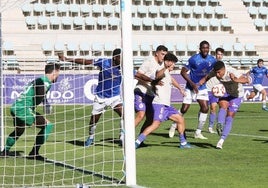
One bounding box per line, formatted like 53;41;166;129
214;6;225;19
85;17;96;30
165;18;176;30
209;0;220;6
187;0;197;6
254;18;265;31
132;17;142;30
164;42;175;53
193;6;203;18
187;43;198;56
221;18;232;32
91;43;103;56
187;18;198;31
2;41;14;55
25;16;37;29
108;17;120;30
79;42;90;56
240;57;253;68
148;5;159;18
42;41;54;54
73;16;84;30
228;58;241;68
33;3;44;16
104;42;115;56
159;5;170;18
258;7;268;19
177;18;187;30
21;3;32;16
209;18;220;31
80;4;91;16
37;16;49;30
97;17;108;30
177;0;186;6
170;6;181;18
49;16;60;30
69;4;80;17
132;43;139;56
222;42;233;56
198;18;209;31
244;43;256;56
154;17;165;30
103;4;114;17
67;42;79;56
140;42;151;56
137;5;148;18
198;0;208;6
253;0;262;7
45;3;56;16
248;6;258;19
243;0;252;7
181;5;192;18
4;55;19;70
92;4;102;17
61;16;73;30
54;41;65;52
233;43;244;56
57;3;68;17
204;6;214;18
142;17;153;30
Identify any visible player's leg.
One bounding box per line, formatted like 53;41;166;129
169;89;191;138
216;99;229;136
208;91;218;133
29;113;53;159
194;89;209;139
216;97;242;149
260;88;268;110
134;92;146;127
1;112;26;156
113;103;125;146
139;94;154;133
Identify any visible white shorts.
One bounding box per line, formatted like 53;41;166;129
182;88;209;104
253;84;265;93
91;95;122;115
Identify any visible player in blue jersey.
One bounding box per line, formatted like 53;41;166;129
169;40;217;140
58;48;124;146
1;63;61;160
246;59;268;111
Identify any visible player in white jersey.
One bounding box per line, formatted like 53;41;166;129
135;53;191;149
205;61;249;149
134;45;168;147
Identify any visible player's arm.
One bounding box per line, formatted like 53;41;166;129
229;73;249;84
181;66;198;91
58;53;93;65
171;77;186;96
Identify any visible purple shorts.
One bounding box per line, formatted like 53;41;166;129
208;91;219;105
134;91;154;112
219;94;243;113
152;104;179;122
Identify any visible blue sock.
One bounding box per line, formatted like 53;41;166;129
179;133;187;144
218;108;227;125
135;133;146;147
209;113;216;128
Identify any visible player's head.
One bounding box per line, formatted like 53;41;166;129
213;60;226;79
215;47;224;61
154;45;168;64
45;63;60;83
199;40;210;58
257;58;264;67
163;53;178;71
112;48;122;66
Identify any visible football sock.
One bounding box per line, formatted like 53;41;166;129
5;137;16;151
197;112;207;130
209;112;216;128
5;127;25;151
135;133;146;146
179;133;187;145
262;100;266;108
221;116;233;140
218;108;227;125
89;123;96;139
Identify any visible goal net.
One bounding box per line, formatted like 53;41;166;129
0;0;136;187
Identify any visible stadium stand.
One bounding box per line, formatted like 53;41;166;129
2;0;268;72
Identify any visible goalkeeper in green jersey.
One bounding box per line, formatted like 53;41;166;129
1;63;60;160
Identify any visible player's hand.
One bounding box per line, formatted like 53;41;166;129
58;53;66;61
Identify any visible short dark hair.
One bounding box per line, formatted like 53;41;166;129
257;59;264;64
164;53;178;63
156;45;168;52
215;47;224;54
213;61;225;71
199;40;210;49
112;48;122;57
45;63;60;74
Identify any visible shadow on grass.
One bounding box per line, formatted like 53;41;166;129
66;138;122;148
252;139;268;143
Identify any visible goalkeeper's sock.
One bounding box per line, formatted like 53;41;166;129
31;123;54;155
5;136;16;151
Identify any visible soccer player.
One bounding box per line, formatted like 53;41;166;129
205;61;249;149
1;63;61;160
134;45;168;146
206;47;225;134
246;58;268;111
135;53;191;149
168;40;217;139
58;48;124;147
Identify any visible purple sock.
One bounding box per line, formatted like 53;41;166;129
218;108;227;125
179;133;186;144
221;116;233;140
136;133;146;144
209;113;216;128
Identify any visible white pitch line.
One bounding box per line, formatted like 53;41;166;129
230;133;268;139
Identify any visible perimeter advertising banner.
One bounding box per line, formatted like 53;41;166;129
3;74;267;104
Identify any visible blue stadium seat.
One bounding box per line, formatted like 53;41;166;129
80;4;91;16
154;17;165;30
187;18;198;31
57;3;68;16
132;17;142;30
92;4;102;17
67;42;79;56
38;16;49;29
73;17;84;30
103;4;114;17
209;18;220;31
148;5;159;18
69;4;80;17
54;41;65;52
25;16;37;29
137;5;148;18
49;16;60;30
254;18;265;31
165;18;176;30
221;18;232;31
108;17;120;30
177;18;187;30
42;41;54;52
214;6;225;19
21;3;32;16
33;3;44;16
85;17;95;30
97;16;108;30
45;3;56;16
61;16;73;30
248;6;258;19
159;5;170;18
198;18;209;31
181;5;192;18
233;43;245;56
170;6;181;18
222;42;233;56
193;5;203;18
142;17;153;30
204;5;214;18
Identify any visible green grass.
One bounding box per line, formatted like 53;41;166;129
1;103;268;188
